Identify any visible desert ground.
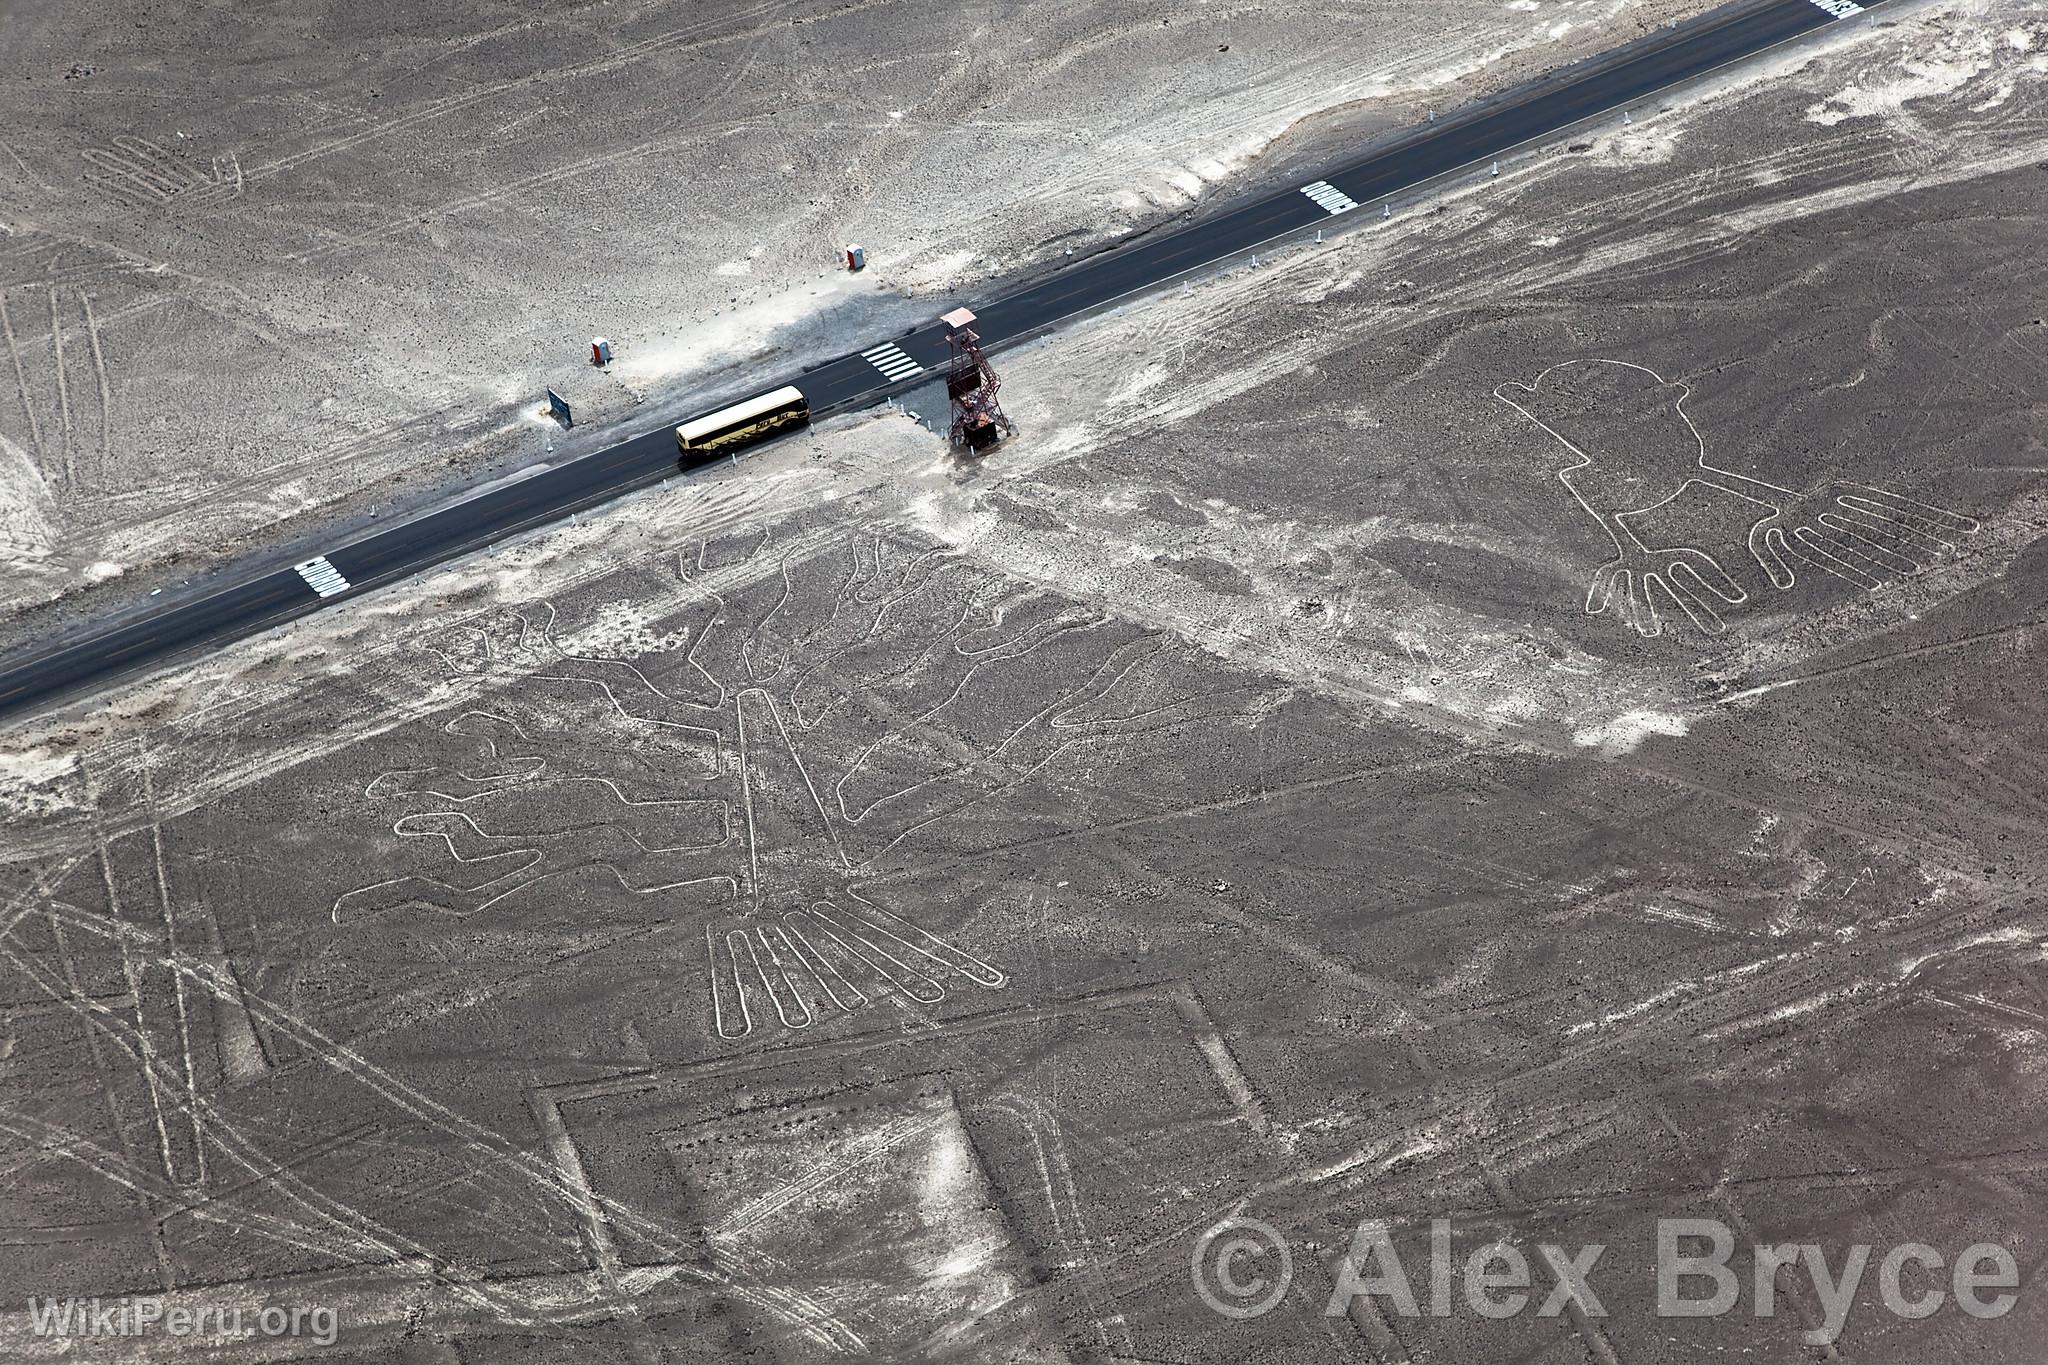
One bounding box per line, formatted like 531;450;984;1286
0;0;1705;647
5;0;2048;1361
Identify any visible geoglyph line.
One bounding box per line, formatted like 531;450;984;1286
1495;358;1979;638
706;895;1006;1043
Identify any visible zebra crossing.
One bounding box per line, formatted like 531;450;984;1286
1804;0;1862;16
1299;180;1359;215
294;556;351;598
859;342;923;383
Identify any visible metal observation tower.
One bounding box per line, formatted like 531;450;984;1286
939;307;1014;453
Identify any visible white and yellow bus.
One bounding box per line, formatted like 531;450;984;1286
676;386;809;459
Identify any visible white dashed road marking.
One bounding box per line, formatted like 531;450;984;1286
295;556;351;598
1300;180;1359;215
860;342;923;383
1804;0;1863;16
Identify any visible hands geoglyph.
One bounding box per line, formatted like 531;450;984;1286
1495;360;1980;637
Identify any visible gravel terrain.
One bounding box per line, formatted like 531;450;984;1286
3;1;2046;1361
0;0;1706;647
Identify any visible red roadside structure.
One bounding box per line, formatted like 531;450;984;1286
939;307;1014;453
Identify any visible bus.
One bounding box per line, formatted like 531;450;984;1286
676;385;809;459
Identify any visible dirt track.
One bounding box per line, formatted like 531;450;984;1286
3;1;2047;1361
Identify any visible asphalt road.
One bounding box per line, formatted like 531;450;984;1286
0;0;1884;722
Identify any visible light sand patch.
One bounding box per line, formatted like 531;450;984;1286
0;743;81;819
1804;17;2002;125
555;599;690;660
1589;122;1682;164
1572;708;1688;755
0;432;54;568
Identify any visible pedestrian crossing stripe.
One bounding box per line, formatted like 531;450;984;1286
1300;180;1359;215
860;342;923;382
1804;0;1862;16
295;556;351;598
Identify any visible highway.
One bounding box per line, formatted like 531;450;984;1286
0;0;1884;722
